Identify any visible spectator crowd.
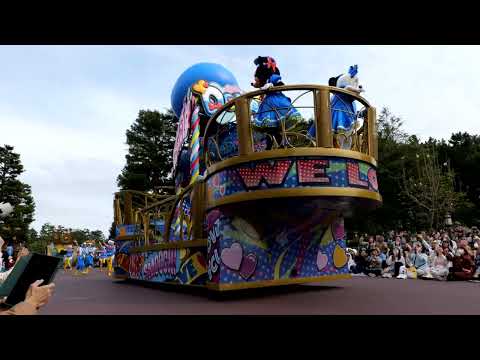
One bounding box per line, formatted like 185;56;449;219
347;224;480;281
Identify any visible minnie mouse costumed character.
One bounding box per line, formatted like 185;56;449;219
251;56;302;133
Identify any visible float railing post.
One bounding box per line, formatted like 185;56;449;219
235;97;253;155
315;88;333;148
367;106;377;160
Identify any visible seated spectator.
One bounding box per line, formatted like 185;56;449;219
382;247;405;278
367;236;376;252
408;241;430;278
365;248;383;277
442;240;455;269
430;246;449;281
394;236;402;248
347;249;357;272
474;241;480;279
379;245;388;268
351;248;368;275
448;242;475;281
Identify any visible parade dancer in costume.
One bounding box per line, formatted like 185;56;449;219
98;246;107;271
63;245;74;270
105;240;116;277
84;243;95;273
75;244;86;275
308;65;365;149
251;56;302;148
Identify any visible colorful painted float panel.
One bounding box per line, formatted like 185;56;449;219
206;199;350;290
206;155;379;206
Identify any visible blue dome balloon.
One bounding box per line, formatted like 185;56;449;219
171;63;239;118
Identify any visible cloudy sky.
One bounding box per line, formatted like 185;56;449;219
1;45;479;235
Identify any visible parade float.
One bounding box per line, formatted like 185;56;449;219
112;61;381;292
46;228;75;256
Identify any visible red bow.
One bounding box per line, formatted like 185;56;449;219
265;57;277;72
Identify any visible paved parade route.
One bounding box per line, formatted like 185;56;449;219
41;270;480;315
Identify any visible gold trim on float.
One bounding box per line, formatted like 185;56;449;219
113;274;129;280
127;279;205;288
129;239;207;253
207;188;382;210
115;235;140;241
206;273;352;291
205;148;377;175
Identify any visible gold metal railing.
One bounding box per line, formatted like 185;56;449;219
113;182;206;245
113;190;176;244
203;85;377;167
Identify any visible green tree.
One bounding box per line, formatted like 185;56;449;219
437;132;480;225
39;223;55;243
108;221;116;240
90;230;105;242
117;109;178;192
401;145;471;229
0;145;35;243
347;107;413;233
71;229;89;244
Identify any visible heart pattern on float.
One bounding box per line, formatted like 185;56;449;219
239;253;257;280
316;251;328;271
220;242;243;271
219;184;226;196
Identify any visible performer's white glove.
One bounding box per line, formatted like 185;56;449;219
261;82;274;90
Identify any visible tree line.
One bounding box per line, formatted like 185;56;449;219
0;145;107;251
118;108;480;234
3;106;480;248
346;108;479;233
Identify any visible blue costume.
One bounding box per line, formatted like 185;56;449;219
64;247;74;269
76;246;85;272
308;65;362;140
85;246;94;269
330;92;357;133
253;74;302;130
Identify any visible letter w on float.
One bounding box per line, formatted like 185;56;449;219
237;160;292;188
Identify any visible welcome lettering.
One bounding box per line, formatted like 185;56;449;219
297;160;330;184
238;160;291;188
